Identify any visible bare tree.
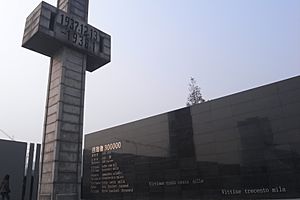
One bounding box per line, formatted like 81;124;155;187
186;77;205;106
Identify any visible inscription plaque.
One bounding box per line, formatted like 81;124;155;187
88;142;134;194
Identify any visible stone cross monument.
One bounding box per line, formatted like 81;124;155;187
22;0;111;199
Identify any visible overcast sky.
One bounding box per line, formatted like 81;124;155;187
0;0;299;143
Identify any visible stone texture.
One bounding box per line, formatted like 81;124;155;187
57;0;89;21
22;0;111;199
39;46;86;200
22;1;111;72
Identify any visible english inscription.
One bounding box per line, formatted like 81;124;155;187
90;143;133;194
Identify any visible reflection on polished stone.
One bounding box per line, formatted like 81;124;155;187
83;76;300;200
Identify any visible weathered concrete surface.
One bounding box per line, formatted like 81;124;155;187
22;1;111;72
21;0;111;199
39;47;86;200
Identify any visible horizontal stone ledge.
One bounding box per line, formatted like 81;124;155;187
45;144;82;150
42;149;54;154
39;181;80;185
46;100;84;109
45;121;57;128
46;113;58;124
60;132;81;142
70;7;85;19
41;163;53;173
44;132;56;142
41;180;80;183
44;143;55;153
61;122;82;133
62;94;82;106
45;119;83;125
57;171;78;175
57;150;81;154
44;139;82;144
62;62;83;73
60;121;83;127
62;81;83;91
43;152;54;162
62;113;81;124
25;6;41;23
45;140;82;146
70;1;86;13
49;77;61;90
59;152;80;162
51;69;63;82
63;78;83;91
63;104;81;115
64;59;85;70
57;171;78;174
40;172;53;183
45;123;57;134
42;160;81;165
57;179;77;185
48;94;60;107
47;104;58;115
60;142;80;153
40;171;52;175
62;85;82;98
72;0;87;8
64;69;83;82
46;129;80;136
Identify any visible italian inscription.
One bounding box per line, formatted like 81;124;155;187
149;178;204;187
221;186;287;196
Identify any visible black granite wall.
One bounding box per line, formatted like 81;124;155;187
83;75;300;200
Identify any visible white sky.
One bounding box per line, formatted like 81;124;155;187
0;0;299;143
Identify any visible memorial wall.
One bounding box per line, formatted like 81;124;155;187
0;140;40;200
82;75;300;200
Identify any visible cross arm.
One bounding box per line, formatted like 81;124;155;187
22;1;111;72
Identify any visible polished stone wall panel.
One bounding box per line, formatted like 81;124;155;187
83;76;300;200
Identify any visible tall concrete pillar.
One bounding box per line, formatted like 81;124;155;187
39;48;86;200
22;0;111;199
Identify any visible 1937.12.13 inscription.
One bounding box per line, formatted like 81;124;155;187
57;13;103;54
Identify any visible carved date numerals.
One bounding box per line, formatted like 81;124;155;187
60;14;98;40
66;30;95;50
60;14;98;52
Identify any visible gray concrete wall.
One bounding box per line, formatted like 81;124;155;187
0;139;26;200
